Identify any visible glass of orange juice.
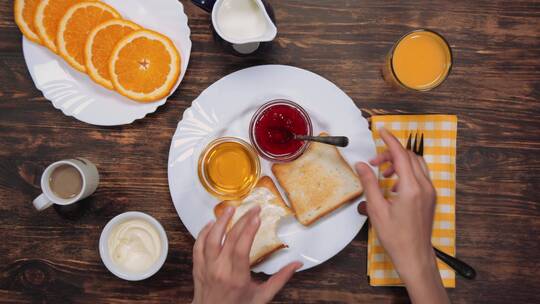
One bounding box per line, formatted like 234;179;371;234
383;29;452;91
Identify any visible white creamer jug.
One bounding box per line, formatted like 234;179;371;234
193;0;277;54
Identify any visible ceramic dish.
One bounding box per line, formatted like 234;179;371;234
22;0;191;126
99;211;168;281
167;65;377;274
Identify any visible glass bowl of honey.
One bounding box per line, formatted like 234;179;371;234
198;137;261;200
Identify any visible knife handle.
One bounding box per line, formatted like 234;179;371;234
434;247;476;280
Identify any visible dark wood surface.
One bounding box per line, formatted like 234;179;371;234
1;0;539;303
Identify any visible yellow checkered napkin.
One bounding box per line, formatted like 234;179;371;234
367;115;457;288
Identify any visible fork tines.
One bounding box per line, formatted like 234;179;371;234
406;132;424;156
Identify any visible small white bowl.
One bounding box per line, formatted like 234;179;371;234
99;211;168;281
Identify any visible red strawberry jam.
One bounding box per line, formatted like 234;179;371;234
250;100;312;162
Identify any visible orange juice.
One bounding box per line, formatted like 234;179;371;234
198;137;260;200
388;30;452;91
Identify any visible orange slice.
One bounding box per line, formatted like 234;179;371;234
57;1;120;72
109;29;181;102
34;0;86;53
85;19;140;89
14;0;42;44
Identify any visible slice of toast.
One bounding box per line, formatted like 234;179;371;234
272;132;363;226
214;176;292;266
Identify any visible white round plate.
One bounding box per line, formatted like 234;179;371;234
168;65;377;274
22;0;191;126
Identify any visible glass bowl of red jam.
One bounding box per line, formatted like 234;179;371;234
249;99;313;162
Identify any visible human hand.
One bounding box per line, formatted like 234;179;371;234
356;127;436;275
191;205;302;304
356;128;449;304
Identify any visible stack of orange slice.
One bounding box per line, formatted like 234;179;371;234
14;0;181;102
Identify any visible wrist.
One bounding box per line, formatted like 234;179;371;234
393;247;450;304
394;247;438;284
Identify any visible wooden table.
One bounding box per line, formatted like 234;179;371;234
1;0;539;303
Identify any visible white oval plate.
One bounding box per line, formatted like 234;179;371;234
167;65;377;274
22;0;191;126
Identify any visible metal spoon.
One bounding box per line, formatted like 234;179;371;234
267;127;349;147
294;134;349;147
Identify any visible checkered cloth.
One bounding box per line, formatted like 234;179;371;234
367;115;457;288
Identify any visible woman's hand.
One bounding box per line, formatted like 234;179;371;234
192;205;302;304
356;128;450;304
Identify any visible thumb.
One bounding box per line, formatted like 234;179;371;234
257;261;302;303
355;162;387;217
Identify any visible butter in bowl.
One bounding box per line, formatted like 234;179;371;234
99;212;168;281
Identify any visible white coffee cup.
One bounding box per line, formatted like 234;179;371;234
33;158;100;211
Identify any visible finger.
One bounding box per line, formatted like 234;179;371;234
355;162;388;218
232;209;261;273
222;206;261;260
193;224;210;300
204;206;235;260
407;151;431;185
382;165;395;178
418;156;430;177
378;128;415;180
411;154;436;201
357;201;368;216
369;150;393;166
194;221;214;261
257;261;303;303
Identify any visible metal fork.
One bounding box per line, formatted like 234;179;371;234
406;132;476;280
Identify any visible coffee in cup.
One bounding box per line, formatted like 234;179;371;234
33;158;99;211
49;164;83;199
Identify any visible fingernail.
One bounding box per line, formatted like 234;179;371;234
225;206;234;214
250;205;261;214
252;215;260;226
355;162;367;173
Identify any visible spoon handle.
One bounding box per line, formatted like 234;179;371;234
434;246;476;279
295;135;349;147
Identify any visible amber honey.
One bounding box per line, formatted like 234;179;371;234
385;29;452;91
198;137;260;200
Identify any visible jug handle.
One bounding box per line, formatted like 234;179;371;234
191;0;217;13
